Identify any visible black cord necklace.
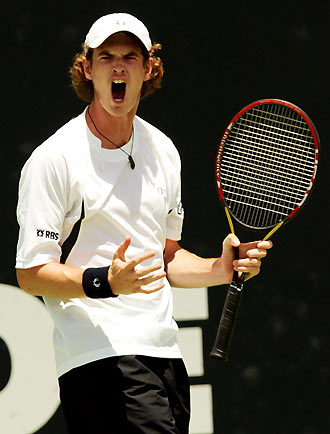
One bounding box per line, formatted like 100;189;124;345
87;106;135;170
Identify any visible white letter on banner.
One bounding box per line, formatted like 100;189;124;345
0;284;60;434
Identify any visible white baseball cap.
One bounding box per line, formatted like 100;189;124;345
85;13;152;51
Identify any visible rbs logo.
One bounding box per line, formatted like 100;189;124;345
37;229;59;240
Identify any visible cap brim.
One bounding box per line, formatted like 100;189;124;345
86;30;151;51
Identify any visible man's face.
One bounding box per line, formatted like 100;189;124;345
84;32;152;117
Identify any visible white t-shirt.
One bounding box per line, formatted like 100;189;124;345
16;110;184;377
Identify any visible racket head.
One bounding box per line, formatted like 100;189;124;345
216;99;320;231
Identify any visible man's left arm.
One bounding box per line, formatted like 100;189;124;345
164;235;272;289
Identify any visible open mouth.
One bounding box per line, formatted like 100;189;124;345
112;80;126;101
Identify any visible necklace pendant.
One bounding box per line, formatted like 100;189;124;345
128;155;135;170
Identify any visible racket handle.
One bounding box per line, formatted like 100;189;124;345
210;281;243;361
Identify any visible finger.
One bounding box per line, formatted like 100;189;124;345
258;240;273;249
223;233;240;251
113;237;131;261
135;270;167;287
244;241;273;258
239;239;272;252
127;250;157;271
135;263;163;278
234;257;261;268
235;264;261;274
235;259;261;272
135;281;165;294
246;248;268;259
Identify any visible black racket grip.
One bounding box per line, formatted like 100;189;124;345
210;281;243;361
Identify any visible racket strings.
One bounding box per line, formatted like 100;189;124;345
221;151;313;186
219;103;316;229
242;109;312;144
221;168;308;208
229;129;315;168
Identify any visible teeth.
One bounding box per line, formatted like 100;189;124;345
112;80;126;101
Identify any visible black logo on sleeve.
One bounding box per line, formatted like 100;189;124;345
36;229;59;240
168;201;184;216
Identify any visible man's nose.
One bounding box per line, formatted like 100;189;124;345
112;59;125;74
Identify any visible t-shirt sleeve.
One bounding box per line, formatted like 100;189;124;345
165;149;184;241
16;147;69;269
166;200;184;241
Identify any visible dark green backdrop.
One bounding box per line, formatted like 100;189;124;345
2;1;330;433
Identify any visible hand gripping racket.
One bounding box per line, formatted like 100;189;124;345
210;99;319;361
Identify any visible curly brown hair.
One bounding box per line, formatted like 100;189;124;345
69;36;164;103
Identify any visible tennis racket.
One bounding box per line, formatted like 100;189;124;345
210;99;319;361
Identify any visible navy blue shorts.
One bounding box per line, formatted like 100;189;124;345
59;355;190;434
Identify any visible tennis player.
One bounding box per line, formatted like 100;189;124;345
15;13;272;434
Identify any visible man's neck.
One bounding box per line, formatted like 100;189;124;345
86;101;136;149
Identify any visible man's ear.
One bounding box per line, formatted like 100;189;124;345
144;57;154;82
83;57;92;81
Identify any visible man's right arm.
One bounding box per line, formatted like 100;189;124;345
17;237;166;299
16;262;85;298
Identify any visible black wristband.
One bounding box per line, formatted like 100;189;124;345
82;266;118;298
